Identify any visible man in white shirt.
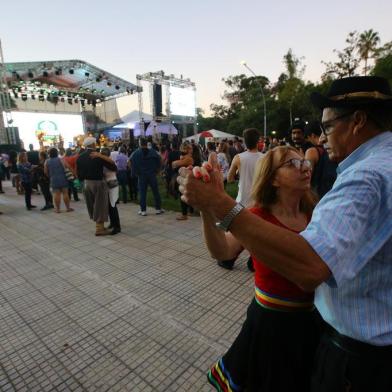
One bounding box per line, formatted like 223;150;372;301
224;128;264;270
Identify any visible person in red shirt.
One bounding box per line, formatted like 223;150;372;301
257;136;265;153
201;146;320;392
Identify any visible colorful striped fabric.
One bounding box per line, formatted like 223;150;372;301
207;359;242;392
254;287;314;312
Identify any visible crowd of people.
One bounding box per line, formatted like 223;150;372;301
0;75;391;391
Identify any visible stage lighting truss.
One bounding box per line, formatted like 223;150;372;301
4;59;140;104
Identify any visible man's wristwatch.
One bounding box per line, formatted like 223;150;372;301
216;203;245;231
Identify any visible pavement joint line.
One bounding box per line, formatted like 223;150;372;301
0;181;253;389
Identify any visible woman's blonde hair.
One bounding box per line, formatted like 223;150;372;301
250;146;317;215
219;141;231;162
17;151;27;164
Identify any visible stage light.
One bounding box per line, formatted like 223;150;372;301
115;85;120;90
21;94;28;101
55;69;62;76
85;72;90;77
100;89;105;94
43;71;49;77
69;69;74;74
107;81;112;87
28;71;34;78
96;77;101;82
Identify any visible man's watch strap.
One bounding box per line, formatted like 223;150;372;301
216;203;245;231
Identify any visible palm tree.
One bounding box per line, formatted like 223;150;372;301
357;29;380;75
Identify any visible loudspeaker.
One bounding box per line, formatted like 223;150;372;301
153;83;162;116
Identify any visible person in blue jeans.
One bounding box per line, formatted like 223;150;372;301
17;151;36;210
130;138;164;216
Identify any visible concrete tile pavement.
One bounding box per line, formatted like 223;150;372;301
0;181;253;391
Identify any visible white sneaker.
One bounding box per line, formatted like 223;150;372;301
155;209;165;215
138;210;147;216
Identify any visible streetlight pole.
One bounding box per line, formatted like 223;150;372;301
241;61;267;140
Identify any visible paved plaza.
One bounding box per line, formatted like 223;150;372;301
0;182;253;391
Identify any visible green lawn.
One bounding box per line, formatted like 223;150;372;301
120;176;238;212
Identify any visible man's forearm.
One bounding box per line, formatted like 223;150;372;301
211;194;330;291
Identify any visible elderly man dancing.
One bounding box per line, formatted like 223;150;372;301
76;137;117;236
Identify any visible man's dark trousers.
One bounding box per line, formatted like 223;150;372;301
138;174;161;212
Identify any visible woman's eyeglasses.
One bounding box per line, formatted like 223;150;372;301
276;158;312;171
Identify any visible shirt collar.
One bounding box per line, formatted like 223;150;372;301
337;132;391;174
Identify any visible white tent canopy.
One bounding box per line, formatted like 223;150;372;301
184;129;238;142
113;110;153;129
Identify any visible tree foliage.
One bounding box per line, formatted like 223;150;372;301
197;29;391;138
322;31;360;79
357;29;380;75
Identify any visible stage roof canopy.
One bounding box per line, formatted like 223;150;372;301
3;59;140;100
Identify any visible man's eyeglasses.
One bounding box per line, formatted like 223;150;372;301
276;158;312;171
320;112;353;136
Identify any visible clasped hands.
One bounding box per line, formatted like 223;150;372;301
177;157;225;212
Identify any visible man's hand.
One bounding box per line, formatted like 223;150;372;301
177;155;226;212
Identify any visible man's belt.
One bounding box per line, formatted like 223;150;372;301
326;325;392;360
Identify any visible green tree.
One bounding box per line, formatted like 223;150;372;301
274;49;307;128
322;31;360;79
357;29;380;75
372;54;392;85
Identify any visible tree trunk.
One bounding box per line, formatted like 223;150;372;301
364;57;368;76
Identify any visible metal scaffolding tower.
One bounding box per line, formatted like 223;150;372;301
136;76;144;135
0;39;13;144
136;71;197;137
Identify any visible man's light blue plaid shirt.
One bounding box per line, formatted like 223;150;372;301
301;131;392;345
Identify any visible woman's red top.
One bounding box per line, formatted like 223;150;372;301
249;206;314;311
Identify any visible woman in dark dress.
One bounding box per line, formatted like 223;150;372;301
203;146;320;392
